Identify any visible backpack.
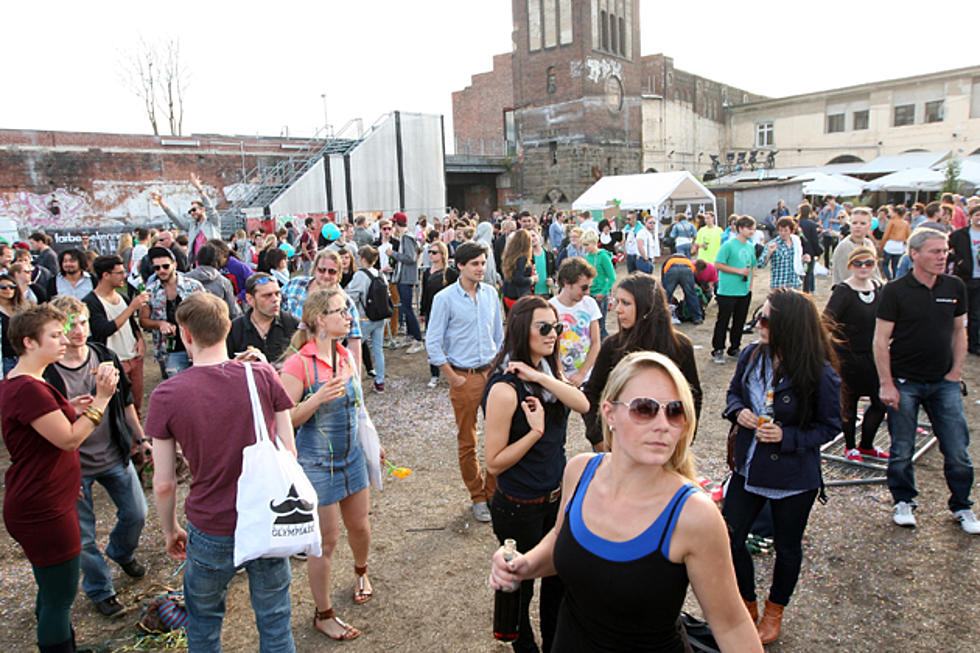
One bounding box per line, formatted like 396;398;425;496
361;270;394;321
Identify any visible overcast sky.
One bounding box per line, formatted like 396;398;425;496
3;0;976;146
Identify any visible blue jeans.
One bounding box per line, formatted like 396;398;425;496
886;378;974;511
594;294;609;341
164;350;191;378
396;283;422;341
184;522;295;653
360;319;386;383
625;253;638;273
662;265;703;322
77;461;147;601
635;257;654;274
882;252;903;280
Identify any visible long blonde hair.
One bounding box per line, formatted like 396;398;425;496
600;351;698;482
116;233;133;256
502;229;532;282
284;288;345;358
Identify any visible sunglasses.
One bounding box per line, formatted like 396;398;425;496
611;397;686;427
535;321;564;337
252;276;276;287
153;263;172;271
0;284;16;290
850;259;876;268
316;267;339;275
758;314;770;329
428;250;439;255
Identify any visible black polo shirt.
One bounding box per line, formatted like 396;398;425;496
226;308;298;364
877;272;966;383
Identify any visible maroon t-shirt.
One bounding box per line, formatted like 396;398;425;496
146;360;294;536
1;376;81;566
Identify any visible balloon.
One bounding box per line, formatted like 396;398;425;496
321;223;341;241
871;218;879;231
279;242;295;258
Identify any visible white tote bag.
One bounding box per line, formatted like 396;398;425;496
233;363;321;567
345;350;384;491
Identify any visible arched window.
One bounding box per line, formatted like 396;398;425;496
825;154;864;165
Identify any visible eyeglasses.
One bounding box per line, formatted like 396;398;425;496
324;306;351;318
611;397;686;427
153;263;172;271
535;321;564;337
850;259;876;268
0;284;15;290
316;267;339;275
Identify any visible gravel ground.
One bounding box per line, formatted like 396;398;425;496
1;267;978;652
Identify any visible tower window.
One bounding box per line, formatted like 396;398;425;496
550;141;558;165
609;14;617;54
619;17;626;56
547;66;557;95
601;11;608;50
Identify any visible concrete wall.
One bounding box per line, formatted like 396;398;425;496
732;182;803;222
728;68;980;167
642;95;726;174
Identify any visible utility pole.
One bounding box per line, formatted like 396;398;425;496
321;93;330;138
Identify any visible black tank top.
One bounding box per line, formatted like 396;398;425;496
552;454;696;652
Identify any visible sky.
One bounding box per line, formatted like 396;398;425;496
3;0;977;148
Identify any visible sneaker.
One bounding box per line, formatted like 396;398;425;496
373;382;385;393
367;368;376;378
742;323;755;334
893;501;916;528
727;347;741;358
843;448;863;462
95;595;124;617
472;501;491;523
858;446;890;460
953;509;980;534
119;558;146;578
712;350;725;364
427;376;439;389
291;552;308;561
406;341;425;354
671;315;681;325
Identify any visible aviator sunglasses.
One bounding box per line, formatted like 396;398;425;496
611;397;686;426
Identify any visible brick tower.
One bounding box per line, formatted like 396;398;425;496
510;0;642;209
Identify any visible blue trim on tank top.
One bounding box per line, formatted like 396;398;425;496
567;453;696;562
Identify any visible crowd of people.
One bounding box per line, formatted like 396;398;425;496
1;181;978;651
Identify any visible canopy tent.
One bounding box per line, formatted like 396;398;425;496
865;168;945;192
789;172;866;197
571;171;715;215
930;159;980;189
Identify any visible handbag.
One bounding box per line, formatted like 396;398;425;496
345;350;384;491
233;362;321;566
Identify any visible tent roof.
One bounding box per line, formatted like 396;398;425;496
571;171;715;211
859;150;950;174
864;168;945;192
789;172;866;197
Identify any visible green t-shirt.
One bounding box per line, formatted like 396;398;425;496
695;225;724;262
533;250;549;294
715;238;756;297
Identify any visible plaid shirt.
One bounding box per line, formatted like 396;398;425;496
146;273;205;362
281;276;362;338
761;239;802;289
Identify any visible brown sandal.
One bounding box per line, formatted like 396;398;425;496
353;564;373;605
313;607;360;641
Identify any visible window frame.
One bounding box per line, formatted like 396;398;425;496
924;99;944;123
852;109;869;131
893;104;915;127
826;113;845;134
755;120;774;148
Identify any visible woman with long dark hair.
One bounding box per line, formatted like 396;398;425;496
823;246;888;461
582;273;701;449
483;295;588;652
501;229;536;313
723;288;841;644
0;272;30;376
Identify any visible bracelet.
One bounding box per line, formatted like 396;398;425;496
83;407;103;426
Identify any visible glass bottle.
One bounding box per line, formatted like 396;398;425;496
493;538;521;642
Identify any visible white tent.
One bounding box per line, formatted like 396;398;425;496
789;172;866;197
571;171;715;215
930;159;980;189
865;168;945;192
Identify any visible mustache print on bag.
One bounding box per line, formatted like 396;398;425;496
270;484;315;525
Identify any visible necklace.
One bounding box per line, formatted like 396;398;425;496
856;286;876;304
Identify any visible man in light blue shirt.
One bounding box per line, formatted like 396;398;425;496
549;212;567;252
425;241;503;522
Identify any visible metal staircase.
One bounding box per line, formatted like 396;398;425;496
221;120;364;234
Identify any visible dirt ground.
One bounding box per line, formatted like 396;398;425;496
1;267;979;652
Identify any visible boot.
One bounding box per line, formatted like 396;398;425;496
743;598;758;623
757;599;785;644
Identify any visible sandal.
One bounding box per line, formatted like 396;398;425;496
313;607;360;641
353;564;373;605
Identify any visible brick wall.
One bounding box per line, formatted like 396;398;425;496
451;53;514;149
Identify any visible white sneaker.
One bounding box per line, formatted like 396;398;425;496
953;509;980;534
893;501;916;528
406;341;425;354
472;501;491;523
426;376;439;388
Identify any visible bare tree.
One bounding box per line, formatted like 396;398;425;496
119;37;189;136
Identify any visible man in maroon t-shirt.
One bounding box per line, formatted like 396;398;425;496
147;293;297;651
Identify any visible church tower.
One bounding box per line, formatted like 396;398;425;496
510;0;642;207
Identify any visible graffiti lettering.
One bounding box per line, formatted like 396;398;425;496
569;57;623;84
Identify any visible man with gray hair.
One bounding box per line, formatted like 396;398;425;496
873;227;979;533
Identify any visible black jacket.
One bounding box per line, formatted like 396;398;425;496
43;343;136;463
798;218;823;258
949;226;976;281
83;290;142;348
